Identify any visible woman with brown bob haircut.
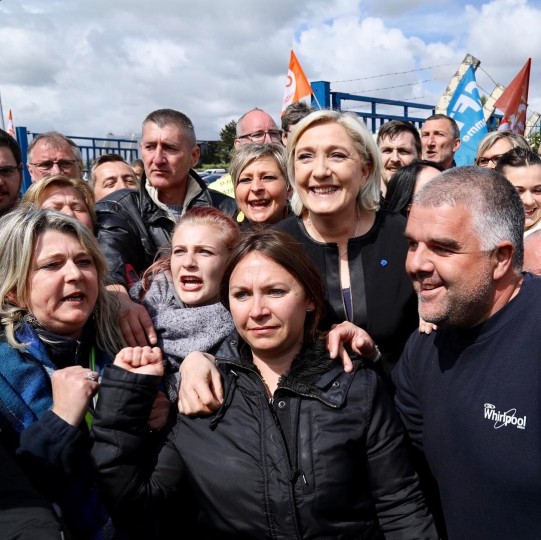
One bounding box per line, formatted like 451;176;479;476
92;229;436;539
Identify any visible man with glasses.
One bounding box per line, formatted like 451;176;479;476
234;108;281;146
27;132;83;182
209;108;281;196
0;129;23;217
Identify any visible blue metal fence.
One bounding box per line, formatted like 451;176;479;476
311;81;435;132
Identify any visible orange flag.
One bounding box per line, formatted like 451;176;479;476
281;51;313;115
7;109;15;138
494;58;531;134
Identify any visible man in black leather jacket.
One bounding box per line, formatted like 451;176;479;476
96;109;236;345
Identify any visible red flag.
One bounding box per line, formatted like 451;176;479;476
281;51;313;115
7;109;15;139
494;58;531;134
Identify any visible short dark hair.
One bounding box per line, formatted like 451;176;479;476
90;153;135;187
131;158;143;168
220;229;325;343
423;114;460;140
92;153;126;168
281;102;313;134
382;160;444;216
495;147;541;173
0;129;22;166
377;120;422;155
143;109;196;147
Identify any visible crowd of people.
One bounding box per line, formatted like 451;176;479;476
0;101;540;540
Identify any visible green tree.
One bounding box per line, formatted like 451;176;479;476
219;120;237;162
527;131;540;152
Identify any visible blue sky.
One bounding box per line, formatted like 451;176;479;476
1;0;540;139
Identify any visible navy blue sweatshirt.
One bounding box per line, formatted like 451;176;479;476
393;273;541;539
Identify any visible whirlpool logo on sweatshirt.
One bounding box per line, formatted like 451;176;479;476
483;403;527;430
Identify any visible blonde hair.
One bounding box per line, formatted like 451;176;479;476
475;131;530;162
0;208;125;355
286;110;382;216
229;143;289;189
22;175;96;228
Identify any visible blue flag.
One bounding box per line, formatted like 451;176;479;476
447;65;488;166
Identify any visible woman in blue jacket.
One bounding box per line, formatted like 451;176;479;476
0;208;126;539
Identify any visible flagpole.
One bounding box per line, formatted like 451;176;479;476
0;91;5;130
311;92;323;110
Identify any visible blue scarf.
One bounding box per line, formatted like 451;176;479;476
0;322;118;540
0;323;109;433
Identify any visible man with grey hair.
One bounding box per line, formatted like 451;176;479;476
27;131;84;182
96;108;236;346
420;114;460;170
234;108;281;147
393;166;541;538
523;228;541;274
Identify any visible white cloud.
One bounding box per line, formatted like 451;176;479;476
0;0;540;140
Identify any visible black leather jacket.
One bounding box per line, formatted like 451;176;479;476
95;172;237;286
92;337;436;539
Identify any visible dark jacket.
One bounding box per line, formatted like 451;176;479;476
0;434;61;540
0;323;113;540
275;212;418;374
92;336;436;539
96;171;237;286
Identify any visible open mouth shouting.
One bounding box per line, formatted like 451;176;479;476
180;275;203;291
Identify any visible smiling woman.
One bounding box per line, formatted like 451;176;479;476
0;208;125;538
230;143;290;228
496;147;541;237
276;110;418;374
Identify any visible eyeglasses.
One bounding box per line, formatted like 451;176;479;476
237;130;282;143
29;159;78;173
0;165;20;179
476;155;503;167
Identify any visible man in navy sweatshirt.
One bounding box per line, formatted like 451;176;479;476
393;166;541;539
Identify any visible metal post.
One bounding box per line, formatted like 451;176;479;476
311;81;331;109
